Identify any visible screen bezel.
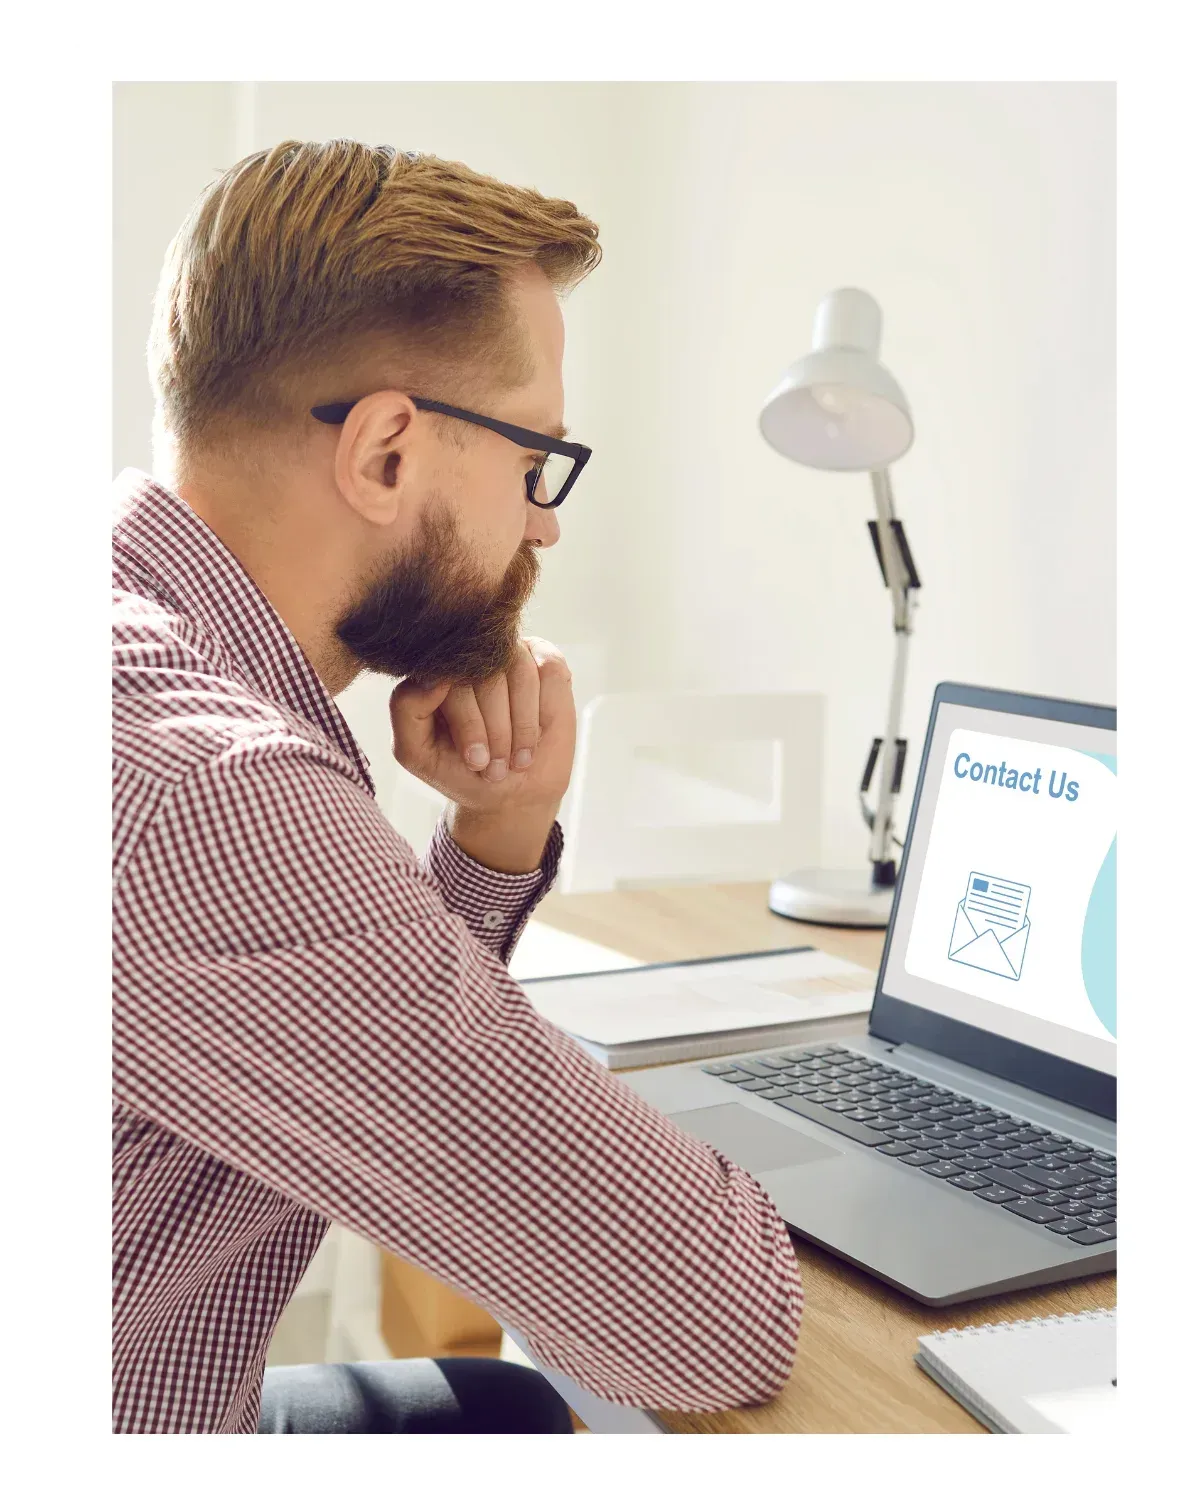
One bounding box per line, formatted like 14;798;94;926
870;681;1116;1121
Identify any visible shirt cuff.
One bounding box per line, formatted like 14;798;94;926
421;811;564;964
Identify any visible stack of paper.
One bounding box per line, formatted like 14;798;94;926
522;946;877;1068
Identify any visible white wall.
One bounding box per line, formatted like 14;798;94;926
113;82;1114;870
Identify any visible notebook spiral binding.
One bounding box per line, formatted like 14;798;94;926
933;1308;1115;1341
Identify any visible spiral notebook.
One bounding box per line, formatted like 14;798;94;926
915;1309;1117;1434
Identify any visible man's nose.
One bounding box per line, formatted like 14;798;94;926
524;503;560;549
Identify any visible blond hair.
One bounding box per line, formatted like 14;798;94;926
148;140;601;459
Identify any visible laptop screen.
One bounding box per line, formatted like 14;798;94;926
879;698;1116;1078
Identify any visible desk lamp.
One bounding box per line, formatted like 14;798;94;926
759;287;921;928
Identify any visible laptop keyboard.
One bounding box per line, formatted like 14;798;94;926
701;1043;1116;1246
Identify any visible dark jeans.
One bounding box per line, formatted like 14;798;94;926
257;1358;575;1434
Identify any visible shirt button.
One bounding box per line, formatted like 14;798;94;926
481;910;505;931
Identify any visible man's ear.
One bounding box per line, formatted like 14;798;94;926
331;390;422;527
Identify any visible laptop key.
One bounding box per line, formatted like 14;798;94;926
878;1141;921;1156
1003;1197;1064;1224
1016;1164;1100;1191
737;1062;785;1079
990;1154;1028;1170
980;1166;1045;1195
947;1172;991;1191
921;1162;962;1178
883;1124;923;1141
898;1151;937;1167
702;1062;740;1075
737;1080;777;1093
1053;1149;1093;1165
772;1094;890;1146
1068;1224;1116;1245
1080;1209;1115;1226
758;1087;793;1099
930;1146;963;1161
1046;1217;1087;1235
965;1145;1003;1161
975;1185;1019;1203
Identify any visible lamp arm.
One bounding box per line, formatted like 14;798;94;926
865;468;919;878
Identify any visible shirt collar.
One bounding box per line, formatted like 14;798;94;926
113;467;375;796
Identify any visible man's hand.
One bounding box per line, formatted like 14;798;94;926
389;637;576;872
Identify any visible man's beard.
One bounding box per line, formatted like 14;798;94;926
335;501;541;690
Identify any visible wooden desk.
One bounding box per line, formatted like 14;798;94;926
524;879;1116;1434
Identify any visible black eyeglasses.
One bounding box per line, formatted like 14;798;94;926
311;394;591;509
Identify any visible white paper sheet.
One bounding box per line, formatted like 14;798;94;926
525;949;875;1046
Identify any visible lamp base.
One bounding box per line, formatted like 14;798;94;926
768;868;895;929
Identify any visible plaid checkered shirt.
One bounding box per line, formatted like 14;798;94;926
111;469;803;1432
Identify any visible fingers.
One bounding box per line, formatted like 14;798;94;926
505;642;542;771
437;643;555;781
470;675;513;782
522;637;574;741
440;684;494;775
388;679;453;765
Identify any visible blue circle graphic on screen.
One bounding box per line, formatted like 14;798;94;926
1081;835;1116;1037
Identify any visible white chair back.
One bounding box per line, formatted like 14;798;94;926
558;690;824;894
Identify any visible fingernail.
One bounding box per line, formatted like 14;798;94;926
488;758;508;781
513;749;533;769
466;744;489;767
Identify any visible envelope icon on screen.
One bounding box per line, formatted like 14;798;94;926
947;900;1031;981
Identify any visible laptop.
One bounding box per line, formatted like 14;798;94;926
625;682;1116;1305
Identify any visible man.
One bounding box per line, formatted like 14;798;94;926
113;140;803;1434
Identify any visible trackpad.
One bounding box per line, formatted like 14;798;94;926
670;1104;844;1174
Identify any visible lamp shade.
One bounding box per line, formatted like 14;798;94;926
759;288;914;472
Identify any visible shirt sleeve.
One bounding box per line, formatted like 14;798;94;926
112;739;803;1413
420;808;563;966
